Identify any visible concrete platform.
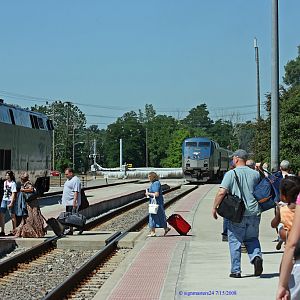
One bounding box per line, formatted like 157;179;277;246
92;184;282;300
56;231;117;250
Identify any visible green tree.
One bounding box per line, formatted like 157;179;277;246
283;46;300;87
182;104;213;134
208;119;236;149
280;46;300;173
146;115;179;167
280;86;300;172
138;104;156;123
161;128;190;167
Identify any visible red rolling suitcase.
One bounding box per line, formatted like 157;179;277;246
167;214;191;235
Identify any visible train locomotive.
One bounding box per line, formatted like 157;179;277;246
182;137;232;182
0;100;54;194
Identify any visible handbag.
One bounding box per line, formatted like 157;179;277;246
23;190;39;202
149;196;159;214
58;209;86;228
217;170;246;223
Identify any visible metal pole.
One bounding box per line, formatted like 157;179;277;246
66;102;70;160
93;139;97;166
271;0;279;171
119;139;122;171
52;104;55;170
145;127;148;167
72;125;75;169
254;38;261;121
93;139;97;180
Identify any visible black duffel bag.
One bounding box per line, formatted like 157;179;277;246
217;194;245;223
217;170;246;223
58;209;86;228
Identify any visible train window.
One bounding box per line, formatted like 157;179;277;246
30;115;35;128
0;149;11;170
8;109;15;125
198;142;210;147
186;142;197;147
37;117;45;129
30;114;39;129
4;150;11;169
46;119;54;130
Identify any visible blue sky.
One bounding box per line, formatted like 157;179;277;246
0;1;299;127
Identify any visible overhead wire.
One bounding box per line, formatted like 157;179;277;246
0;89;267;126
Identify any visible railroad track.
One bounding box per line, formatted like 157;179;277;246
0;184;197;300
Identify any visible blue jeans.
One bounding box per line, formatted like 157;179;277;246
228;215;262;273
222;218;229;236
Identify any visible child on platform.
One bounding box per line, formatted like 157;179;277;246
271;176;300;250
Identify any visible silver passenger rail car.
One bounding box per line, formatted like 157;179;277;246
0;100;54;194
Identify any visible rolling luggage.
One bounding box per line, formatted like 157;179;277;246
167;214;191;235
41;215;64;236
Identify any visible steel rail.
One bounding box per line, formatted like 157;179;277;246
0;236;58;276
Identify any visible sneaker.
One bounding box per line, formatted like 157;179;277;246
147;232;156;237
253;256;263;276
0;231;5;237
222;234;228;242
229;273;241;278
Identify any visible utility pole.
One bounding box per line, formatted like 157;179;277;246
119;138;123;171
145;127;148;167
52;103;55;170
72;124;75;169
65;101;71;161
254;38;261;121
271;0;279;171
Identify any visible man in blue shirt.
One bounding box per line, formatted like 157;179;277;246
212;149;262;278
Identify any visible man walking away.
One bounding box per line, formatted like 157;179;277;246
212;149;262;278
62;168;81;235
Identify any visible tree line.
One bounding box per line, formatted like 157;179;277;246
33;47;300;174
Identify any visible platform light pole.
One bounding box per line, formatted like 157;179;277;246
271;0;279;171
254;38;261;121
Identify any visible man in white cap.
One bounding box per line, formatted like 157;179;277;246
212;149;262;278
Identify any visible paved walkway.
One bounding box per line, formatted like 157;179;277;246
93;184;282;300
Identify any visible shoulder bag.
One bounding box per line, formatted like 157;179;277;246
149;196;159;214
217;170;246;223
